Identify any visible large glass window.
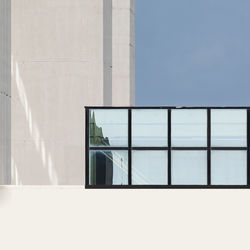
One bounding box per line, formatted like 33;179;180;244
86;108;250;188
89;150;128;185
171;109;207;147
211;109;247;147
132;109;168;147
132;151;168;185
89;109;128;147
172;151;207;185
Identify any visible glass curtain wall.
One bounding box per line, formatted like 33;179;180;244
87;108;248;187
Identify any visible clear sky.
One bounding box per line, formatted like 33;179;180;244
135;0;250;106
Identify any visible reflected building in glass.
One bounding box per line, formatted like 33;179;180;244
86;107;249;188
89;111;113;185
89;111;128;185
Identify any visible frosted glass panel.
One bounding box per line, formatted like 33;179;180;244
132;109;168;146
171;110;207;146
211;110;247;147
211;151;247;185
89;109;128;147
89;150;128;185
172;151;207;185
132;151;168;185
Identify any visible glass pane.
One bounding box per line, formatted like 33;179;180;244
89;109;128;147
211;109;247;147
172;151;207;185
211;150;247;185
132;109;168;147
89;150;128;185
132;151;168;185
171;109;207;147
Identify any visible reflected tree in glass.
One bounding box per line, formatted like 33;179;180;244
89;109;128;147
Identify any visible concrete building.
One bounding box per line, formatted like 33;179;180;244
0;0;135;184
0;2;249;250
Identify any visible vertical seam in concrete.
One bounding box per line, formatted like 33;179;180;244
8;0;11;184
0;0;11;184
103;0;112;106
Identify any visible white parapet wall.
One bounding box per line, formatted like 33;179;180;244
0;186;249;250
11;0;135;185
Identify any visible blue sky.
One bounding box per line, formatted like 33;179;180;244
136;0;250;106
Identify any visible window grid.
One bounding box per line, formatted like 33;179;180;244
86;107;249;188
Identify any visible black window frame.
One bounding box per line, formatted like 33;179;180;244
85;106;250;189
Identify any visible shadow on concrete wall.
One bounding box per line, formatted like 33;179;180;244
11;58;59;184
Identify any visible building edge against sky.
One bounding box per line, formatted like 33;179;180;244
0;0;135;184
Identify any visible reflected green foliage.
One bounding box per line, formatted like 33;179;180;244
89;111;113;185
89;111;110;146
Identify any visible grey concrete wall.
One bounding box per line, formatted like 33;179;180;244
11;0;135;184
0;0;11;184
103;0;112;106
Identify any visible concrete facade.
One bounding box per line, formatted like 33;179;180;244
9;0;135;184
112;0;135;105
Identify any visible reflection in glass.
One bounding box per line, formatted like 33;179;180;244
211;110;247;147
89;150;128;185
172;151;207;185
132;109;168;146
132;151;168;185
89;109;128;147
211;150;247;185
171;109;207;147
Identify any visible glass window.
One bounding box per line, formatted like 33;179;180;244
89;150;128;185
211;109;247;147
132;151;168;185
132;109;168;147
172;151;207;185
211;150;247;185
89;109;128;147
171;109;207;147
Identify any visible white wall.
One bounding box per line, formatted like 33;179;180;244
0;186;249;250
11;0;135;185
